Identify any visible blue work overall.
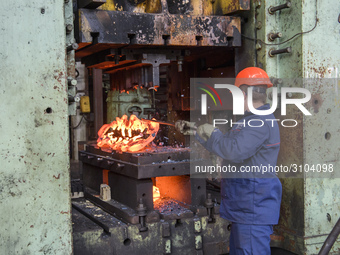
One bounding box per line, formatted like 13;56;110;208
197;104;282;255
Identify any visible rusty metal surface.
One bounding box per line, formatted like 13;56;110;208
248;0;340;253
80;47;180;70
72;202;128;255
154;197;194;219
73;198;231;255
104;61;142;73
274;108;305;254
96;0;248;16
80;48;134;68
80;144;209;224
87;143;190;164
212;0;250;15
85;187;141;224
80;144;194;180
76;8;241;47
234;3;256;74
252;0;305;253
84;187;162;224
80;151;191;179
72;208;114;255
97;0;162;13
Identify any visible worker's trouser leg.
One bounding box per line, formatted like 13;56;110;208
229;223;273;255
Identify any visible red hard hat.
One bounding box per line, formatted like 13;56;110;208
235;67;273;88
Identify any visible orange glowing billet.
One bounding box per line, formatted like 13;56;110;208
97;114;159;152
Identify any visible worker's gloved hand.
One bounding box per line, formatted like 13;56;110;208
197;124;217;141
175;120;197;135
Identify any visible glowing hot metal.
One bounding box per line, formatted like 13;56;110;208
97;114;159;152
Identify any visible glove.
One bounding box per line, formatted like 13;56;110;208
197;123;216;141
175;120;197;135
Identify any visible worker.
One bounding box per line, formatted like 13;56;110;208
176;67;282;254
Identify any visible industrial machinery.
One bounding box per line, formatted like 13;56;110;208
1;0;339;254
74;143;228;254
69;0;340;254
71;0;242;254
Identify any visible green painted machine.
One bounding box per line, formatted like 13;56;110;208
106;87;152;122
237;0;340;254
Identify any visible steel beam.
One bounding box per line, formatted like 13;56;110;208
80;152;192;179
77;9;241;47
86;144;191;165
